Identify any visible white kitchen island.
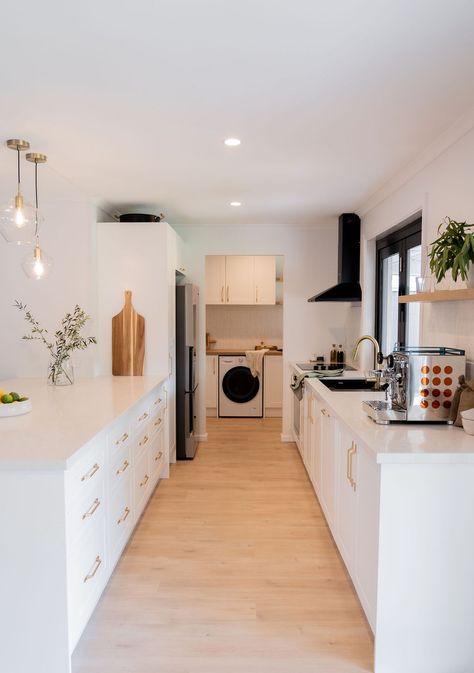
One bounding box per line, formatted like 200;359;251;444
0;376;169;673
292;364;474;673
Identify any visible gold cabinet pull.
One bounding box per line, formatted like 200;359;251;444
82;498;101;520
154;450;163;462
221;286;224;303
226;286;229;303
84;555;102;583
256;286;259;303
117;506;130;525
140;474;149;488
346;442;357;490
116;459;130;476
81;463;100;482
153;397;162;406
346;443;353;486
139;434;149;447
154;417;162;428
138;411;149;422
321;408;329;417
114;432;129;446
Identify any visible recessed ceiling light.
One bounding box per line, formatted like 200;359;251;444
230;201;241;207
224;138;241;147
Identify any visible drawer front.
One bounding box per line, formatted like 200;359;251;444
132;403;151;436
66;442;105;503
133;447;151;517
110;442;132;492
68;517;107;635
107;419;132;453
149;431;165;480
68;481;105;543
135;424;152;460
108;479;134;564
150;407;165;437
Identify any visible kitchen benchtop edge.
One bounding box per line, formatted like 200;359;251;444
0;375;167;471
291;362;474;464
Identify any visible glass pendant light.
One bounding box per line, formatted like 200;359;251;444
22;153;53;280
0;139;37;244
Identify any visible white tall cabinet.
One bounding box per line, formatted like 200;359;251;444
96;221;183;462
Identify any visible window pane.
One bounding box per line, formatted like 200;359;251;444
406;244;421;346
381;253;399;354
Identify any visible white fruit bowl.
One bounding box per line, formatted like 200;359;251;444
460;408;474;435
0;399;32;418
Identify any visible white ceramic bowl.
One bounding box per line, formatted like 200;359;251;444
460;408;474;435
0;399;32;418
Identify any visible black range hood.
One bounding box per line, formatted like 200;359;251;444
308;213;361;302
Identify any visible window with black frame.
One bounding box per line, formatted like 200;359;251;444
375;219;422;355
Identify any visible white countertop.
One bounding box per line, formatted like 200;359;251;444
0;375;166;471
292;363;474;464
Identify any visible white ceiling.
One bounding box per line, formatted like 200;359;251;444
1;0;474;224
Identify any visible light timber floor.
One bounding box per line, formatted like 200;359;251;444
72;418;374;673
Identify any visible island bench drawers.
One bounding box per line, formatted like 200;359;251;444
66;440;106;505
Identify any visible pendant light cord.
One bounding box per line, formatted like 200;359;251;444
34;161;39;237
17;148;21;191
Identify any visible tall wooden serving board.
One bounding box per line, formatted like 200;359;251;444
112;290;145;375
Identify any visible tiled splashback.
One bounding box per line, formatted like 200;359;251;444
206;305;283;350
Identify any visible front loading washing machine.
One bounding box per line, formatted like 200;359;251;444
219;356;263;417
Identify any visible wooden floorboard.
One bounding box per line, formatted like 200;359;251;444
72;418;374;673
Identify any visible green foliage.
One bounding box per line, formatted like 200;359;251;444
14;301;97;383
429;217;474;283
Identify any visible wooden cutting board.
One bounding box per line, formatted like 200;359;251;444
112;290;145;375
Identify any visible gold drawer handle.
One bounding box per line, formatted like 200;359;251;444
154;418;162;427
84;555;102;583
82;498;101;520
154;451;163;462
114;432;129;446
140;474;149;488
81;463;100;482
138;412;149;422
139;435;149;447
117;506;131;525
116;459;130;476
221;286;224;303
321;408;329;417
154;397;162;406
346;442;357;490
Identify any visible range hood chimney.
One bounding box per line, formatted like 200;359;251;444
308;213;361;302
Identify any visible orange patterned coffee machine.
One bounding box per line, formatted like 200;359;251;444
362;347;466;424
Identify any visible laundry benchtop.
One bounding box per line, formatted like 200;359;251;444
206;349;283;356
0;375;167;470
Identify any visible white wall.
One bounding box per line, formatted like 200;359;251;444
174;223;361;439
0;202;97;379
358;123;474;367
206;304;283;350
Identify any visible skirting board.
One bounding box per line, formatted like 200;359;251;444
195;433;208;442
281;433;295;443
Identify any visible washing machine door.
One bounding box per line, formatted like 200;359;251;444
222;366;260;403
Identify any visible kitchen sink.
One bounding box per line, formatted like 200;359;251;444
320;378;379;391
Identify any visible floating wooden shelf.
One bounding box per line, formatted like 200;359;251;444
399;288;474;303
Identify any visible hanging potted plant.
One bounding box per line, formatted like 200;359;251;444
429;217;474;287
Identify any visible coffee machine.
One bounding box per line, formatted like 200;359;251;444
363;346;465;424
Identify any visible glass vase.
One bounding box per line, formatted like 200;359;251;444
48;358;74;386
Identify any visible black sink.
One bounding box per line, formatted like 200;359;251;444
320;378;378;391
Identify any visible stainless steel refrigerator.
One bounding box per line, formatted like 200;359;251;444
176;283;199;459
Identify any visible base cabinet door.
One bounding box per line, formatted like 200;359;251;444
309;392;322;495
319;406;336;529
354;441;380;631
336;423;357;572
206;355;218;416
264;356;282;416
